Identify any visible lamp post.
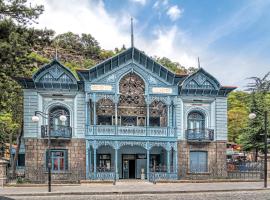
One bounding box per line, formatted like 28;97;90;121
249;111;268;188
32;111;67;192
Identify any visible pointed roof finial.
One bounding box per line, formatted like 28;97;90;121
131;17;134;47
198;57;201;68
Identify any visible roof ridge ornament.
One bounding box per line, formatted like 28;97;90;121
198;57;201;68
131;17;134;48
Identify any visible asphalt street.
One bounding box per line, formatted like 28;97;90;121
1;190;270;200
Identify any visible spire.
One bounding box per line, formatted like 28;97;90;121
131;17;134;47
198;57;201;68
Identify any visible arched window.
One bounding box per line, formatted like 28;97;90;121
187;111;205;130
96;98;115;125
118;72;146;126
149;100;167;127
49;106;70;131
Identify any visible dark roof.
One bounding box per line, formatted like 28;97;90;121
14;59;83;91
76;47;182;85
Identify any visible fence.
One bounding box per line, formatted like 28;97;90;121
179;161;264;180
4;161;265;184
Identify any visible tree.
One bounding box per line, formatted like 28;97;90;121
227;91;249;143
0;0;44;24
238;73;270;161
155;57;188;74
0;0;45;176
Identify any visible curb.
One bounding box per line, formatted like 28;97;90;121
2;188;270;197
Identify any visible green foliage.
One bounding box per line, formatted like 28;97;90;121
0;112;19;143
155;57;188;74
53;32;101;59
0;0;44;25
227;91;249;143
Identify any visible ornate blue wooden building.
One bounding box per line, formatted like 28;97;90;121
16;46;236;182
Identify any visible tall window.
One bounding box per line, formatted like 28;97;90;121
190;151;208;173
149;100;167;127
187;111;205;130
49;106;70;131
46;149;68;172
118;72;146;126
96;98;114;125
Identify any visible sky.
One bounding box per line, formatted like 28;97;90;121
30;0;270;89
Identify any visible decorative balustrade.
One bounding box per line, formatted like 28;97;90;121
149;172;178;181
41;125;72;139
86;125;176;138
185;128;214;142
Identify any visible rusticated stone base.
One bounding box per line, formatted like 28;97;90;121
24;138;86;183
178;141;227;179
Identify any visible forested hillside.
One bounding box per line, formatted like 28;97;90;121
0;0;270;168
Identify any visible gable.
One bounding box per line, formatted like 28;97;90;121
181;68;220;90
15;59;79;90
77;47;181;85
33;59;77;84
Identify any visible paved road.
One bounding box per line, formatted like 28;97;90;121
2;190;270;200
0;181;267;195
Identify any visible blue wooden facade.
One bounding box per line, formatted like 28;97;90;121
16;47;236;181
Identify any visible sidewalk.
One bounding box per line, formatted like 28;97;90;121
0;181;269;196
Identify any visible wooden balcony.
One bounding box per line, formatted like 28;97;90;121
41;125;72;139
86;125;176;138
185;128;214;142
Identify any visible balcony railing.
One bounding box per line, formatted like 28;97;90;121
41;125;72;139
185;128;214;142
86;125;176;137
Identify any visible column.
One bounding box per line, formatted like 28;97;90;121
93;147;97;179
115;148;118;179
167;149;170;173
89;147;92;174
147;103;150;126
93;101;97;126
167;104;170;127
86;141;89;179
114;103;118;125
174;149;178;174
147;148;150;180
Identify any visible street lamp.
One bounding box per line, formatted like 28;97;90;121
32;111;67;192
249;111;268;188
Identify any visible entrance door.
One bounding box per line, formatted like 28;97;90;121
122;154;136;179
129;160;135;178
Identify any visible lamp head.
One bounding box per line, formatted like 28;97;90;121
59;115;67;122
32;115;40;122
249;113;256;120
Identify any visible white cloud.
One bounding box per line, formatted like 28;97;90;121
153;0;168;9
130;0;146;6
30;0;130;50
28;0;270;89
166;5;182;21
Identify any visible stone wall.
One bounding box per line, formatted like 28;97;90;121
178;140;227;179
24;138;86;183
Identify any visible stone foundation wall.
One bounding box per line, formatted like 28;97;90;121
24;138;86;183
178;141;227;179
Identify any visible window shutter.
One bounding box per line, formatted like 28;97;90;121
65;150;68;170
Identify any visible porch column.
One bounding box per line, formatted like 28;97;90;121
115;148;118;178
93;102;97;126
174;149;178;174
167;149;170;173
93;146;97;179
89;147;92;174
86;141;89;179
147;148;150;180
